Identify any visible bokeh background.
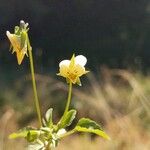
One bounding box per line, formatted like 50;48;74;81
0;0;150;149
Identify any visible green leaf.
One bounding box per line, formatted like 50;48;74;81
9;130;28;139
45;108;53;127
75;118;110;140
9;127;38;140
58;109;76;129
76;118;102;130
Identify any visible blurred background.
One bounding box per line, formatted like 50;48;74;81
0;0;150;149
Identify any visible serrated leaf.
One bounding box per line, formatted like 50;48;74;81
75;118;110;140
58;109;76;129
45;108;53;127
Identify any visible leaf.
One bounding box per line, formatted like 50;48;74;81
45;108;53;127
9;127;38;140
76;118;102;130
58;109;76;129
75;118;110;140
9;130;28;139
42;118;47;127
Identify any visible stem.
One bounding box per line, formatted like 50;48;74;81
59;129;75;139
56;81;72;130
63;81;72;116
28;46;42;127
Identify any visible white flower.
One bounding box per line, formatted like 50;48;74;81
57;54;89;85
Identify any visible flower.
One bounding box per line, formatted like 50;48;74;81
57;54;89;85
6;20;30;65
6;31;28;65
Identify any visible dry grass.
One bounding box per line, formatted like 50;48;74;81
0;68;150;150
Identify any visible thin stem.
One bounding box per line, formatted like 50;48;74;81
59;129;75;139
28;46;42;127
63;81;72;116
56;81;72;130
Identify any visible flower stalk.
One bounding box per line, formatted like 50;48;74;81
28;44;42;127
63;81;72;116
6;20;42;126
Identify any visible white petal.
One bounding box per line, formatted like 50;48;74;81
59;60;70;67
75;55;87;66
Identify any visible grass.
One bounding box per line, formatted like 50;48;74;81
0;68;150;150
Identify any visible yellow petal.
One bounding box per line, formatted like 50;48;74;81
16;51;26;65
59;65;69;77
73;64;85;77
6;31;21;52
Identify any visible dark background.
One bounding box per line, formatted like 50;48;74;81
0;0;150;72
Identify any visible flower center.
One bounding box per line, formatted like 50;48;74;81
67;70;78;81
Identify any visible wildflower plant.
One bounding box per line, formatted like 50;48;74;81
6;21;110;150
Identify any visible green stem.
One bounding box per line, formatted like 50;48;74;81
56;81;72;130
59;129;75;139
63;81;72;116
28;46;42;127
